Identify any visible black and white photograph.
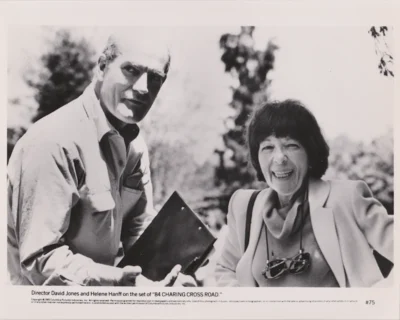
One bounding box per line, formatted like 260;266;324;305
6;24;394;287
1;1;399;319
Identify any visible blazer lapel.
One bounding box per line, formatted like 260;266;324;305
309;179;346;287
237;189;274;286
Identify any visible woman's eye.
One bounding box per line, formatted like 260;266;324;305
287;144;299;149
261;145;274;151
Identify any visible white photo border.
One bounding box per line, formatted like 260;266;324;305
0;1;398;319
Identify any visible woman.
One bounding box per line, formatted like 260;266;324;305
215;100;393;287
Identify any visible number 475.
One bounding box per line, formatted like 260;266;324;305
366;300;375;305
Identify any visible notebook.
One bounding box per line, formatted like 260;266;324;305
118;191;216;281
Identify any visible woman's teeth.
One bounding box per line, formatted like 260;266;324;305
273;170;293;178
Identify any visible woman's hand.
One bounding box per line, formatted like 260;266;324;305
118;264;182;286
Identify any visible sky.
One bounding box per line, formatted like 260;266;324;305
256;26;394;143
7;26;394;147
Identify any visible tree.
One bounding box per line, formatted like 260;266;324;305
141;93;218;214
8;29;96;162
7;126;26;161
326;130;394;215
369;26;394;77
212;26;278;213
25;29;96;122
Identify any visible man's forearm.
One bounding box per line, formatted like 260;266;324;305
22;245;123;286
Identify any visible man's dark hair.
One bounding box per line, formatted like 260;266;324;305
246;99;330;181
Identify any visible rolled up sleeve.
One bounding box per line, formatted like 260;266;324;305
8;142;119;286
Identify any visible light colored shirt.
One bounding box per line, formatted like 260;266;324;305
7;84;156;286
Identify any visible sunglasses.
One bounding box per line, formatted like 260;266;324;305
262;185;311;280
262;249;311;279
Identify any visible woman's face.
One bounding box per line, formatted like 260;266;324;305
258;135;309;203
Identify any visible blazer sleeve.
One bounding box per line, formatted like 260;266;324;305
215;190;244;287
351;180;393;264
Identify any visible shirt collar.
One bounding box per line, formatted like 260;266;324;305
82;82;140;143
82;82;117;141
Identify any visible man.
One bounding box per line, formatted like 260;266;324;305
7;29;194;286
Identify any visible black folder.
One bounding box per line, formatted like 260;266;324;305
118;191;216;281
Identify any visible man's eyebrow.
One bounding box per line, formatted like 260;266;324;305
147;68;166;78
120;62;145;71
121;62;166;78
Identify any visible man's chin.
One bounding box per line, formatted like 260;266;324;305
115;105;138;124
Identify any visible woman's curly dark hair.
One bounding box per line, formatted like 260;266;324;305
246;99;330;181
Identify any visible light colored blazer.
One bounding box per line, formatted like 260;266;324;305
215;178;394;287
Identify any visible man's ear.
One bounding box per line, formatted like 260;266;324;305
96;54;108;81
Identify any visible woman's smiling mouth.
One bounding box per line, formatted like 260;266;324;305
272;170;294;179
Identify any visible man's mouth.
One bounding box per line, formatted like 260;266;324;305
272;170;294;179
123;98;146;106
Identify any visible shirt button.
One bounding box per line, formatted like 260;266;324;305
118;160;124;166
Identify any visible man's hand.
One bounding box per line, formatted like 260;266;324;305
173;273;197;287
118;264;182;286
118;265;143;286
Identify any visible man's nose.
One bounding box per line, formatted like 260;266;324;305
273;148;288;164
133;73;148;94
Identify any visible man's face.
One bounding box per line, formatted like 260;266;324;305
99;42;169;124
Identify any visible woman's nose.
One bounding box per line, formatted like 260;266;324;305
273;149;288;164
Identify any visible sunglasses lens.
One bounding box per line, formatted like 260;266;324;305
263;260;287;279
289;252;311;273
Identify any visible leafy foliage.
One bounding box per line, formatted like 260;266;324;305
8;29;96;163
368;26;394;77
7;127;26;161
25;29;96;122
327;131;394;215
141;92;221;226
213;26;278;213
211;26;393;218
147;139;214;207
